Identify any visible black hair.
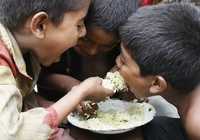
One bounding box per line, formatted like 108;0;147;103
120;3;200;92
0;0;89;31
86;0;139;32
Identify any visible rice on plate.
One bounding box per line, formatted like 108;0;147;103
68;99;156;134
68;72;156;134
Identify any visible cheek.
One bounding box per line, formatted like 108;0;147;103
79;42;100;55
118;66;133;81
64;27;79;45
133;79;150;98
65;26;78;39
118;67;134;88
120;70;149;98
77;43;93;54
78;41;90;49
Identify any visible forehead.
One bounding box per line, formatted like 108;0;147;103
121;44;140;68
62;1;90;21
72;0;91;11
86;25;117;45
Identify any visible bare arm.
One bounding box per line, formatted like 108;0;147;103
184;86;200;140
50;77;114;124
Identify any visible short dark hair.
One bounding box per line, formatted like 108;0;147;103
86;0;139;32
120;3;200;92
0;0;88;31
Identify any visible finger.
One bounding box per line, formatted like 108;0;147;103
75;104;83;113
94;77;103;84
104;86;114;94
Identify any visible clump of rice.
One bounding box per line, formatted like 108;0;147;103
102;71;127;93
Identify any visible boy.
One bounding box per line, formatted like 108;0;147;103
0;0;114;139
37;0;139;102
116;3;200;140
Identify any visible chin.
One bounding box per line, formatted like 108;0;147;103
75;46;97;56
41;62;51;67
40;59;54;67
78;50;96;57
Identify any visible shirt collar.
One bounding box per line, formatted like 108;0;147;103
0;23;40;80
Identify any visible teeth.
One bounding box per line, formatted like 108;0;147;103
102;71;127;93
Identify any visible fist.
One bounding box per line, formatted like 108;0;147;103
75;77;114;101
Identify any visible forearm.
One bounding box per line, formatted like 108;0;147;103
50;77;114;124
50;86;86;124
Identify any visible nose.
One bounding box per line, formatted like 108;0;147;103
79;25;87;38
86;44;99;55
88;48;98;56
116;55;121;68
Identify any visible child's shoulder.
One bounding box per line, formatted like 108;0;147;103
0;39;17;76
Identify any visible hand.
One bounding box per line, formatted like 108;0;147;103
73;77;114;101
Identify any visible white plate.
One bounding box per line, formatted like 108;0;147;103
67;99;156;134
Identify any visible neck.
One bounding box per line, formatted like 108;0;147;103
162;90;189;116
13;30;36;54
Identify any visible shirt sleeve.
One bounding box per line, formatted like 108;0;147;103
0;65;57;140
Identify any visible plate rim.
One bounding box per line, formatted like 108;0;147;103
67;99;156;134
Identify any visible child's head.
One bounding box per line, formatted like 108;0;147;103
117;3;200;98
0;0;90;66
76;0;138;56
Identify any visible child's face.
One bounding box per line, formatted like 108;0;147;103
116;44;154;98
75;25;119;56
34;5;89;66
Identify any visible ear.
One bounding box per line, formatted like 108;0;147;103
149;76;167;95
30;12;48;39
